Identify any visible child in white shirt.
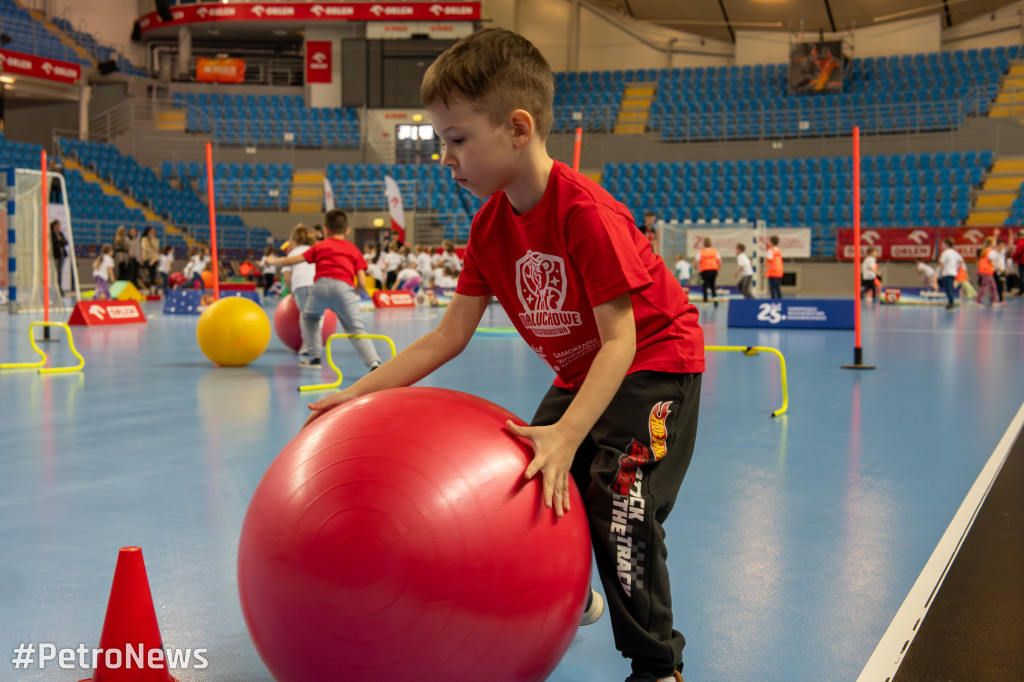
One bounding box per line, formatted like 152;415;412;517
92;244;115;300
734;244;754;298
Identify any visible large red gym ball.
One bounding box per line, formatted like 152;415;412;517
237;387;592;682
272;293;338;351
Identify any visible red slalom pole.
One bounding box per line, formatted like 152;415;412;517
843;126;875;370
41;150;52;341
206;142;220;302
572;127;582;172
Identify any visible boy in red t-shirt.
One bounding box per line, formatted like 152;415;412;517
303;29;702;682
268;209;382;371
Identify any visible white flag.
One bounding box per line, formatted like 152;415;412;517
384;175;406;243
323;177;335;211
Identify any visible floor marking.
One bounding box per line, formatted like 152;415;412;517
856;399;1024;681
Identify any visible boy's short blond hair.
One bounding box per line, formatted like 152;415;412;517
421;28;554;139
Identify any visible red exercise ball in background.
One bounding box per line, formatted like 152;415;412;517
272;293;338;351
237;387;592;682
168;272;185;288
200;270;214;289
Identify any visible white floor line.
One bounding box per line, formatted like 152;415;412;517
857;399;1024;682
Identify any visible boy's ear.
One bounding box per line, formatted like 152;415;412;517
509;109;534;148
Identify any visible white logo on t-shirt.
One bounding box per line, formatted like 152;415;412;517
515;251;582;337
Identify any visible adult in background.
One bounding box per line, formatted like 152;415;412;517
141;227;160;295
766;234;784;299
126;226;142;289
638;210;659;255
113;226;129;280
49;220;69;295
697;237;722;306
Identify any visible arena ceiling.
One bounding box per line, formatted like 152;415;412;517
592;0;1019;43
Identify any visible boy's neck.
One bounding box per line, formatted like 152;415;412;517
327;232;347;240
504;145;554;216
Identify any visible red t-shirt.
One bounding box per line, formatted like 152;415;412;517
456;161;704;390
302;237;367;283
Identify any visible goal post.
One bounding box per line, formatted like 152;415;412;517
660;219;768;298
1;166;80;313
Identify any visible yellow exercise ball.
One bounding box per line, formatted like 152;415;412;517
196;296;271;367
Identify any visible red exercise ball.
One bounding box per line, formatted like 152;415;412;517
237;387;591;682
200;270;214;289
272;293;338;352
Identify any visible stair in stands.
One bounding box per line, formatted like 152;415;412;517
989;64;1024;119
614;84;655;135
27;9;96;66
154;110;186;131
60;156;193;246
964;156;1024;227
290;170;324;213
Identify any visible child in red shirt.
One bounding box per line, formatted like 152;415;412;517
269;209;382;371
303;29;702;682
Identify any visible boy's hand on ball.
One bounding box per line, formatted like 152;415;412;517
507;421;578;518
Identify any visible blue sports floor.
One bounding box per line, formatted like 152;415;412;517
1;296;1022;681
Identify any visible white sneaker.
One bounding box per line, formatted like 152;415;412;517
580;588;604;626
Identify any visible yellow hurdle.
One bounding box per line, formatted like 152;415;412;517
705;345;788;417
0;321;85;374
298;333;397;392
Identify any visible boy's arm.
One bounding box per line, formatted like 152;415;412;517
305;292;490;423
507;293;636;517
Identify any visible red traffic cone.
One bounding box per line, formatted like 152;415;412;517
80;547;179;682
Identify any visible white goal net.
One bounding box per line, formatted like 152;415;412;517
1;167;80;313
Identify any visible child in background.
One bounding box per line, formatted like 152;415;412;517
993;239;1008;305
280;225;318;363
259;246;277;294
394;264;423;293
766;234;784;299
915;258;939;292
734;243;754;298
92;245;115;300
303;29;702;682
938;237;963;309
381;241;403;289
673;253;692;291
267;209;382;372
861;247;880;299
975;236;998;307
415;244;433;281
188;245;210;289
697;237;722;306
157;245;174;292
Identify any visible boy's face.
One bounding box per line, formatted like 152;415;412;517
429;98;516;200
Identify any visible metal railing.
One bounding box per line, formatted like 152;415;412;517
88;98;184;142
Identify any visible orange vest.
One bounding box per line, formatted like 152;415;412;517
955;266;968;282
767;246;784;278
699;248;719;272
977;248;994;275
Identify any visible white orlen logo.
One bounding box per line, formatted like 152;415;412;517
861;230;881;245
42;62;53;74
515;251;582;337
197;6;208;17
429;3;444;15
756;302;785;324
251;5;266;17
88;304;107;319
311;4;325;16
370;4;385;16
908;229;930;244
0;54;6;66
964;229;986;244
312;52;327;65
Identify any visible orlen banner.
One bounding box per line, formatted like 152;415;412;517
0;48;80;85
196;58;246;83
137;3;481;34
836;227;1008;261
305;41;332;84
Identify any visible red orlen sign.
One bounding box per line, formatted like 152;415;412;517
305;41;332;84
0;49;81;85
837;228;938;261
68;300;147;326
196;57;246;83
137;3;480;33
372;291;416;308
838;227;1012;261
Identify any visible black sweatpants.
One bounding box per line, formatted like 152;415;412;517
531;371;702;678
700;270;717;303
